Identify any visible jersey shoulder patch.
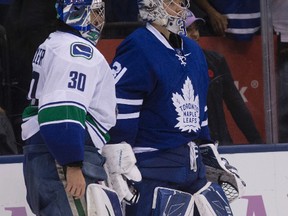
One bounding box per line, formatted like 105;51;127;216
70;42;93;59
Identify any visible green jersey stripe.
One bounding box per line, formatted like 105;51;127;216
22;106;38;119
38;105;86;127
86;114;110;142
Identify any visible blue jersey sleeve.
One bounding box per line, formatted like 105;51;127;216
109;37;156;145
38;102;86;166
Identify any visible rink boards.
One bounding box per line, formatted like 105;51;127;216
0;143;287;216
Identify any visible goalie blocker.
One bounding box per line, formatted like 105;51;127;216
102;142;142;204
199;143;246;202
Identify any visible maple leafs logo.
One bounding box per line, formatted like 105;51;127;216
172;77;200;133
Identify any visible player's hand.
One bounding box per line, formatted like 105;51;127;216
102;143;142;204
65;167;86;199
208;10;228;36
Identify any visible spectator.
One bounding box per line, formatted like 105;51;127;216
276;43;288;143
193;0;261;40
0;107;18;155
185;9;263;145
272;0;288;142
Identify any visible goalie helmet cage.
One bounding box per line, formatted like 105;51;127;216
0;24;12;114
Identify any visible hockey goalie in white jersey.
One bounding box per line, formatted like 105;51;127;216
101;0;246;215
21;0;121;215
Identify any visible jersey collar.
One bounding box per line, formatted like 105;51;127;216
146;23;174;50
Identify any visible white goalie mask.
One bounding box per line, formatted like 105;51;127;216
56;0;105;45
138;0;189;35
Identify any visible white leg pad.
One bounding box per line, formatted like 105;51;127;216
86;183;123;216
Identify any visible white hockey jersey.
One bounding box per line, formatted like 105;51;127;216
22;31;116;165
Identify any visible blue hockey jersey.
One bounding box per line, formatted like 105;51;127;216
210;0;260;40
109;24;211;153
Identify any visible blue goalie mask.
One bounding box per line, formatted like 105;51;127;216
56;0;105;45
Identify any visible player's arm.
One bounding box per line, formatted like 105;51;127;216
38;69;89;199
197;51;212;143
103;77;143;204
109;39;154;145
109;52;152;144
104;43;154;204
36;46;101;197
103;70;144;203
37;56;89;167
194;0;228;36
86;58;117;145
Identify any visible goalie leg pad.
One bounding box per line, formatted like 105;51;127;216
152;187;195;216
86;183;123;216
194;182;233;216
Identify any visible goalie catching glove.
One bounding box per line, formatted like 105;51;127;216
102;142;142;205
199;143;246;203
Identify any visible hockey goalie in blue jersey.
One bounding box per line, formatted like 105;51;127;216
102;0;245;215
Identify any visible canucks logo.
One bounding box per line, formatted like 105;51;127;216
172;77;200;133
71;42;93;59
